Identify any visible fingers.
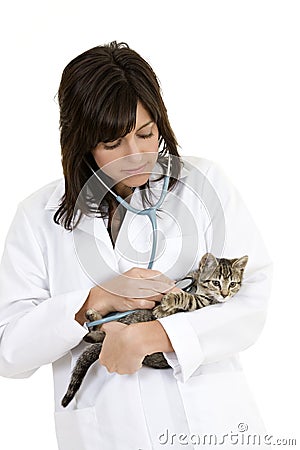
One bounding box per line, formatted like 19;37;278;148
124;267;175;285
127;299;156;310
96;268;176;312
139;280;175;294
168;286;183;294
100;269;175;300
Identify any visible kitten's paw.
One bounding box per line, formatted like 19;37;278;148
85;308;102;322
83;309;103;342
83;330;105;343
153;293;179;318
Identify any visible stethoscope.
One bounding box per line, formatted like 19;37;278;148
84;155;196;329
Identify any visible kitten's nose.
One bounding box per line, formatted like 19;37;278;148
221;292;228;298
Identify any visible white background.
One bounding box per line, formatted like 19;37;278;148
0;1;299;448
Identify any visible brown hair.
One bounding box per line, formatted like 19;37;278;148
54;41;182;230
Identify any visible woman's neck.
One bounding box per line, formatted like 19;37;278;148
108;184;135;248
114;182;135;200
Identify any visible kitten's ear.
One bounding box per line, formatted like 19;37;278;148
199;253;218;278
232;255;248;271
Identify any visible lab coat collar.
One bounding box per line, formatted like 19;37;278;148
45;179;65;211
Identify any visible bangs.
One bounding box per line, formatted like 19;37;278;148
57;42;181;230
93;85;138;145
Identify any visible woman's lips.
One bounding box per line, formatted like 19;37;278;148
122;163;147;174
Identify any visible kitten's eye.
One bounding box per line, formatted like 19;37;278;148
230;282;237;288
212;280;221;287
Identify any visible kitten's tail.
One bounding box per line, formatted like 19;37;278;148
61;343;102;408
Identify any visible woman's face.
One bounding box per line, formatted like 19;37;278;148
92;102;159;192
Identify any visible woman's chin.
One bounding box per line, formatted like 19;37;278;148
123;172;151;188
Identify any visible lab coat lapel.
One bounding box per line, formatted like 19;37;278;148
44;179;154;278
44;179;120;282
44;178;113;246
113;188;153;272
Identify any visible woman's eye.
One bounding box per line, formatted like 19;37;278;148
102;132;154;150
138;132;154;140
103;140;121;150
212;280;220;287
230;282;236;288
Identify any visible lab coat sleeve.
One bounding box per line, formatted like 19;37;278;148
157;160;273;383
0;205;89;379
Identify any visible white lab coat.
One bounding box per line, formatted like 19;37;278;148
0;156;272;450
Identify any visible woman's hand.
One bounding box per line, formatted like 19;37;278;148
99;322;144;374
99;320;174;375
75;267;175;325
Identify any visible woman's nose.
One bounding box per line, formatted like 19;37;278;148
124;138;143;162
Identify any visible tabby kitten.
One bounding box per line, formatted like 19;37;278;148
62;253;248;407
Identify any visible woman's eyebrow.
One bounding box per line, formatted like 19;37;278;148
136;121;154;132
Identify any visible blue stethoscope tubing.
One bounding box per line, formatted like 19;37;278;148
115;172;170;270
86;154;171;270
84;155;194;329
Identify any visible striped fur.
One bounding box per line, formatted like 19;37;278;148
153;253;248;318
61;253;248;407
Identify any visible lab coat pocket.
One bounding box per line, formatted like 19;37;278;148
54;406;101;450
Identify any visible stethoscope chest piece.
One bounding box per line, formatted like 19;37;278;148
175;276;197;293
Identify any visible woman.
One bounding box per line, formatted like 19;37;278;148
0;42;272;449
